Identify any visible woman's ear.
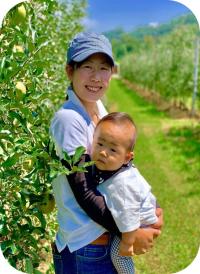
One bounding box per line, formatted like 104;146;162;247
111;66;115;77
66;64;73;81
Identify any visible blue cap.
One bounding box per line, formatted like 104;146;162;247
67;32;114;66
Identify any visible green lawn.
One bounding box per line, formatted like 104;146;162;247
106;78;200;274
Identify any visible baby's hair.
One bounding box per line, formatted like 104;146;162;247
96;112;137;151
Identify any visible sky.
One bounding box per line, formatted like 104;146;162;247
82;0;192;33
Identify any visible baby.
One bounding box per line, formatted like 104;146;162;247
67;112;159;273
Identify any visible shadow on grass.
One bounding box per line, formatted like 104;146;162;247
166;125;200;159
164;124;200;196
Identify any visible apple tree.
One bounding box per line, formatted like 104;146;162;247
0;0;86;272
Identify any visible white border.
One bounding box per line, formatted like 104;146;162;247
171;0;200;29
173;247;200;273
0;0;199;273
0;0;27;28
0;249;26;273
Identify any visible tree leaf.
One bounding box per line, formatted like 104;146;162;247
0;240;13;252
25;258;34;274
2;153;19;167
72;146;85;165
63;150;72;165
33;211;46;229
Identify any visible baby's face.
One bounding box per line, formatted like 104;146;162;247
91;121;134;171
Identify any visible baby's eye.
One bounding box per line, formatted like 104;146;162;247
97;142;103;146
111;148;116;152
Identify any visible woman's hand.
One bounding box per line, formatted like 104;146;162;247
119;241;134;256
133;228;161;255
132;207;163;255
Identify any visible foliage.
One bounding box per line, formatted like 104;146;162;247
129;13;198;40
105;13;198;60
120;23;200;113
111;33;140;60
105;13;200;113
0;0;86;272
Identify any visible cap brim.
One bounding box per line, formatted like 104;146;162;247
72;49;114;66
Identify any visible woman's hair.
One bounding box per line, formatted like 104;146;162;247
96;112;137;151
68;54;114;69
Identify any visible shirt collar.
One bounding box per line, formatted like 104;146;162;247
64;86;91;124
93;161;132;185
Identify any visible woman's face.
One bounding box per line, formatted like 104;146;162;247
67;53;113;105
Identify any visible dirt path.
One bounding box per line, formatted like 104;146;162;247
121;78;200;120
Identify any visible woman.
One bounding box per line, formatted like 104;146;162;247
50;32;163;274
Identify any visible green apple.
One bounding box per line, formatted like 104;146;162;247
17;5;27;19
38;194;55;214
23;159;34;170
13;45;24;53
12;4;27;25
16;81;26;94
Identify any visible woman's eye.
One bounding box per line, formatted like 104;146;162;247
111;148;116;152
101;66;109;71
81;64;92;70
97;143;103;146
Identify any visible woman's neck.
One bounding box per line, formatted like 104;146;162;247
83;101;100;125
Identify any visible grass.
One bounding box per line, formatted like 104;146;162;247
106;78;200;274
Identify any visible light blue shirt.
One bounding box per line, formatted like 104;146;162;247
98;165;158;232
50;87;107;252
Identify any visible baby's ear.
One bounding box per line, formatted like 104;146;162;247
125;151;134;163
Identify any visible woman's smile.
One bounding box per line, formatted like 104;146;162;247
85;85;102;93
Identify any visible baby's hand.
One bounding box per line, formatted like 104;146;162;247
119;241;134;256
153;207;164;231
